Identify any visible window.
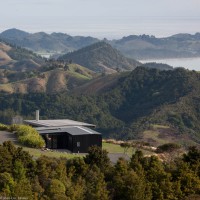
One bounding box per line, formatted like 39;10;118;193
77;142;80;147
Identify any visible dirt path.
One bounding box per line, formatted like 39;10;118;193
0;131;18;144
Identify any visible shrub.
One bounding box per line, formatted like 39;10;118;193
9;124;20;132
156;143;181;153
15;125;45;148
0;123;9;131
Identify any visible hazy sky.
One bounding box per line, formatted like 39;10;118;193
1;0;200;38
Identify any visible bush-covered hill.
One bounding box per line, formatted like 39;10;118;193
0;67;200;145
60;42;140;73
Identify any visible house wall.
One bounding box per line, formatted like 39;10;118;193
42;133;102;153
72;134;102;153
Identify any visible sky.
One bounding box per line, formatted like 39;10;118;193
1;0;200;39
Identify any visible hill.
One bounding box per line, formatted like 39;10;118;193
0;40;44;72
0;40;97;91
110;33;200;59
59;42;141;73
0;28;99;55
72;63;173;95
1;67;200;147
72;72;128;95
0;64;96;94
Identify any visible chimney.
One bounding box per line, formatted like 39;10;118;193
36;110;40;121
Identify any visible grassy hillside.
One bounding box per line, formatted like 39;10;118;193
0;40;44;72
60;42;140;73
0;40;99;93
72;72;128;95
0;64;96;94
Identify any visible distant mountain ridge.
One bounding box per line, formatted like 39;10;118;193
0;28;99;54
59;42;140;73
1;28;200;60
109;33;200;59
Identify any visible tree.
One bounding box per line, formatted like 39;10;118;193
120;142;131;155
0;172;15;197
13;161;26;182
183;146;200;165
143;156;175;200
112;158;151;200
47;179;67;200
0;145;13;173
84;166;109;200
84;146;110;173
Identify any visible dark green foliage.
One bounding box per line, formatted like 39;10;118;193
1;142;200;199
84;166;109;200
84;146;111;173
183;146;200;165
0;145;13;173
0;172;15;197
156;143;181;153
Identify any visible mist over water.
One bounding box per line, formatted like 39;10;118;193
1;16;200;39
140;57;200;71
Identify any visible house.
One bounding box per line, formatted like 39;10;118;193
35;126;102;153
24;111;102;153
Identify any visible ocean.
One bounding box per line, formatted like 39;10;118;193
140;57;200;71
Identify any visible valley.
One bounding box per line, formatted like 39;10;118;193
1;0;200;199
0;34;200;149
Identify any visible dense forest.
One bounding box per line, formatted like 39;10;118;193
1;141;200;199
0;67;200;144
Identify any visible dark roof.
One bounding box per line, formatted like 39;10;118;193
24;119;95;128
36;126;101;136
